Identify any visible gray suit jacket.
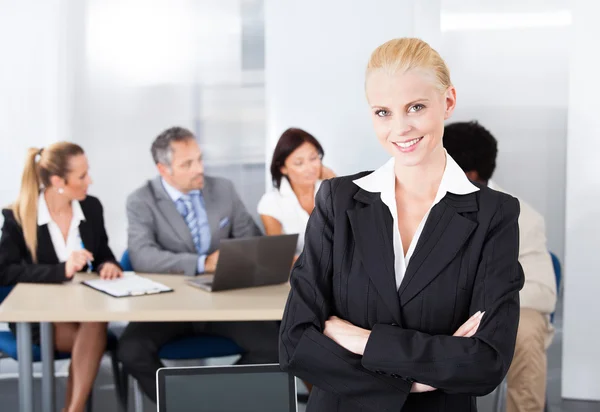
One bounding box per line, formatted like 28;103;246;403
126;176;262;275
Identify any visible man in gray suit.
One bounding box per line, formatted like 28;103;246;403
118;127;279;403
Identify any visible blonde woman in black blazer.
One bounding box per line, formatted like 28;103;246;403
0;142;122;412
279;38;524;412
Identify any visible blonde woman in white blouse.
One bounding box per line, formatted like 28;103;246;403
258;128;335;261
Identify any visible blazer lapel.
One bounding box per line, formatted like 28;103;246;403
398;192;479;306
347;189;402;326
150;178;196;253
36;225;59;264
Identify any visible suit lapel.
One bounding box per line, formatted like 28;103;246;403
150;178;196;252
36;225;59;264
398;192;479;306
347;189;402;326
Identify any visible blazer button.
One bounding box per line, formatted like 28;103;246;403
375;370;386;375
391;323;398;326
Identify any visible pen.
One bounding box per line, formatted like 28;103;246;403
79;235;92;273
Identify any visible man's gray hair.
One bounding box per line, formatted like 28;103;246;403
151;126;195;167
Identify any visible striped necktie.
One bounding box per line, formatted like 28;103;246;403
178;195;201;254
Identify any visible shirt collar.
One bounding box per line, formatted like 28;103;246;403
161;178;200;202
353;151;479;201
37;192;86;226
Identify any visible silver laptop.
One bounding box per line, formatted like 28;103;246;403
156;364;297;412
186;234;298;292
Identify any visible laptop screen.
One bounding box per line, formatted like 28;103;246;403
157;365;297;412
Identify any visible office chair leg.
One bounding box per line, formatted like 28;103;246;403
133;377;144;412
109;351;128;412
85;391;93;412
493;377;507;412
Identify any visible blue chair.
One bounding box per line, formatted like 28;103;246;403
118;251;244;412
549;252;561;323
0;285;122;411
494;252;562;412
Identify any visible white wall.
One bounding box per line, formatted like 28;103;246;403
265;0;425;180
0;0;71;214
562;0;600;401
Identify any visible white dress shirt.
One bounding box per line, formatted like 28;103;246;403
37;192;86;262
353;152;479;289
257;178;322;255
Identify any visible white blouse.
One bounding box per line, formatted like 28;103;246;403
258;178;322;256
353;152;479;289
37;192;86;262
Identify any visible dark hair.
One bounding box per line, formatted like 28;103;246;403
443;121;498;182
151;126;195;166
270;128;324;189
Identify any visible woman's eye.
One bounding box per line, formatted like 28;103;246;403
408;104;425;113
375;109;389;117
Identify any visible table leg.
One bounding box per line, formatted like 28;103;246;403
16;322;33;412
41;322;55;412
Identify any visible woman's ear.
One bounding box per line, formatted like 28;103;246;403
443;86;457;120
49;175;66;191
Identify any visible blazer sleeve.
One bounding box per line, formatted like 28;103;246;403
0;210;67;285
279;179;412;412
90;199;120;273
227;180;262;238
126;193;198;276
361;197;524;396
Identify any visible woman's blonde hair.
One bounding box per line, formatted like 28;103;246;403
366;38;452;92
12;142;84;262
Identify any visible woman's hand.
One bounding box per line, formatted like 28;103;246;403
65;249;94;279
320;165;336;180
324;316;371;355
453;311;485;338
99;262;123;280
410;311;485;393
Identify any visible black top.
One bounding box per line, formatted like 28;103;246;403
0;195;119;286
279;173;524;412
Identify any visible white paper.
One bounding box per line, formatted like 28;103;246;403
83;272;172;297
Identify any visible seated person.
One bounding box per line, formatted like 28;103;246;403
444;121;557;412
0;142;122;412
118;126;279;403
258;128;336;260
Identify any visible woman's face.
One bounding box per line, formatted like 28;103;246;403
366;69;456;168
56;154;93;201
281;142;322;188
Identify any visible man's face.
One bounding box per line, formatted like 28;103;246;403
159;139;204;193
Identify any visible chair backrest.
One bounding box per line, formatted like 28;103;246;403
549;251;561;324
0;286;14;305
120;250;133;271
549;252;561;293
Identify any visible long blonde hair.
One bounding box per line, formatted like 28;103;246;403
12;142;84;262
366;38;452;92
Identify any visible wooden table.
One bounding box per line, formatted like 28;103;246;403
0;273;291;412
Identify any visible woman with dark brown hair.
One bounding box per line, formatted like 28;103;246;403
258;128;335;261
0;142;122;412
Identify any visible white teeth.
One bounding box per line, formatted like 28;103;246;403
394;138;422;148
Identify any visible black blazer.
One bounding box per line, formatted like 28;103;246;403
279;173;524;412
0;195;119;286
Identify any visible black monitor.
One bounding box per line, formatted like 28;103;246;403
156;364;297;412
